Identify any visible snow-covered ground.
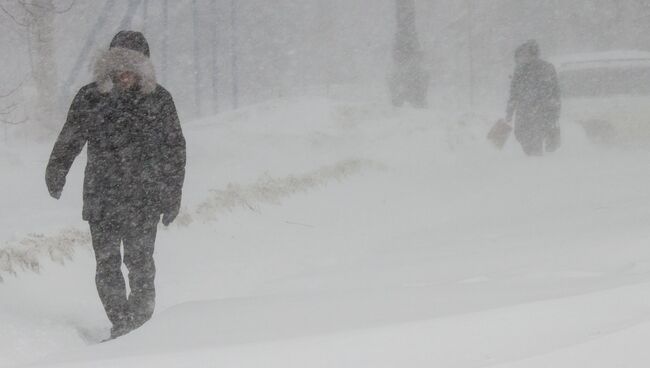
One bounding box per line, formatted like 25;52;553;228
2;97;650;367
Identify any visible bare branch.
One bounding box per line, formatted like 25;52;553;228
0;117;28;126
0;3;29;27
19;0;52;12
16;0;36;18
53;0;76;14
0;104;18;115
17;0;75;14
0;18;26;39
0;79;26;98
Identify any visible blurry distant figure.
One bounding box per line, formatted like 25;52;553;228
45;31;186;340
505;40;561;155
389;0;429;108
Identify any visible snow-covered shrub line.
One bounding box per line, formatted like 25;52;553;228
186;159;381;224
0;228;90;282
0;159;379;280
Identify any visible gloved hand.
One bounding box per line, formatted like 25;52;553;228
49;188;63;200
45;172;65;200
162;207;179;226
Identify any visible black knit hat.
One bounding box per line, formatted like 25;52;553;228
515;40;540;58
110;30;150;58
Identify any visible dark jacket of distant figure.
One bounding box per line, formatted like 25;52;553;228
46;46;186;223
507;58;561;134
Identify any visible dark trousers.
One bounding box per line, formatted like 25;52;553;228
89;217;158;330
515;119;558;156
516;129;545;156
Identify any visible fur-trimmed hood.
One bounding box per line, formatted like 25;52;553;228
94;47;157;94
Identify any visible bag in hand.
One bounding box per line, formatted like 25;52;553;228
487;119;513;150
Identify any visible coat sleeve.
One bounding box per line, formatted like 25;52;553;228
45;89;89;198
160;91;186;213
506;69;520;122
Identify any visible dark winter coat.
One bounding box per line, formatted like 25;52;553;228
506;58;561;132
46;47;186;223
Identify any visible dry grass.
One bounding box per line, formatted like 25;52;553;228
0;159;380;281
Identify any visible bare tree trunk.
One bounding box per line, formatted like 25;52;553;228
62;0;115;100
29;0;59;135
618;0;638;49
230;0;239;109
142;0;149;34
211;0;219;113
119;0;143;30
162;0;169;86
466;0;475;108
192;0;202;115
390;0;429;108
316;0;335;96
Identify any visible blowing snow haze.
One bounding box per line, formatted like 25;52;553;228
2;1;650;367
2;0;650;127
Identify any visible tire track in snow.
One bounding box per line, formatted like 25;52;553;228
0;159;381;281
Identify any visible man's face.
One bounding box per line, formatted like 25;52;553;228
515;51;534;66
115;71;139;90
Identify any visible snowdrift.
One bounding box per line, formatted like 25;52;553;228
2;97;650;367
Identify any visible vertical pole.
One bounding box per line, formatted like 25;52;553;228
62;0;115;99
119;0;144;30
230;0;239;109
162;0;169;86
30;0;59;133
211;0;219;113
466;0;475;109
192;0;202;115
317;0;333;97
142;0;148;34
392;0;427;108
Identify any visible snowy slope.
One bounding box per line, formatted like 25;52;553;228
2;97;650;367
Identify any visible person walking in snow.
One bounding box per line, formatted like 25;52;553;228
505;40;561;156
45;31;186;340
